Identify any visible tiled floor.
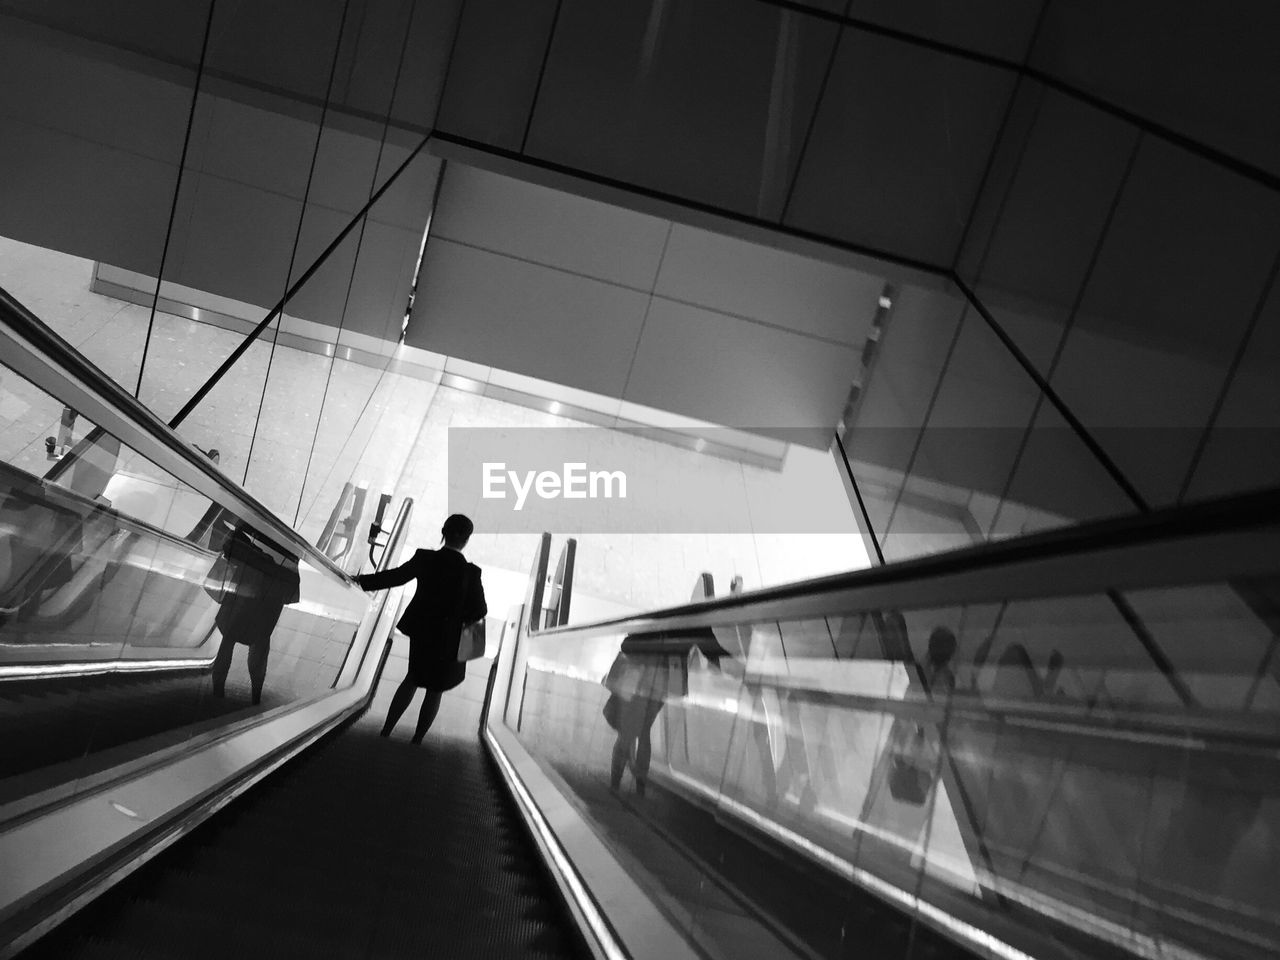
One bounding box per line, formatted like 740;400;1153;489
1;236;868;612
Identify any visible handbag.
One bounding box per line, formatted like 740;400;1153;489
203;554;232;603
602;692;620;730
602;652;640;699
457;617;486;661
887;724;935;806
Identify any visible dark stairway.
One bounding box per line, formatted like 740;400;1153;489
19;721;587;960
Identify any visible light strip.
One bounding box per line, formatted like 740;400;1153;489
0;657;213;682
484;728;628;960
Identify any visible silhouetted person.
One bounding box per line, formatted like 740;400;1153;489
356;514;486;743
209;525;301;705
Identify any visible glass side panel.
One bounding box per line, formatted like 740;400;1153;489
503;579;1280;960
0;358;368;813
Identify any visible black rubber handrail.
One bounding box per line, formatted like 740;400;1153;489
536;483;1280;635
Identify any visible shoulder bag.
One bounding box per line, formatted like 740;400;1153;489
456;566;486;661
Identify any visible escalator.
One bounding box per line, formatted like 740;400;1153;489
504;503;1280;960
4;276;1280;960
19;719;583;960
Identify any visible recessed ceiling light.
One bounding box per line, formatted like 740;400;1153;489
548;401;562;415
878;295;892;309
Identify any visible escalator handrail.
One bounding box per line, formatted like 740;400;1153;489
0;283;352;583
337;495;413;685
534;484;1280;638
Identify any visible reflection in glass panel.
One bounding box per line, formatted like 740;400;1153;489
1183;280;1280;503
841;284;968;562
1123;583;1280;714
992;403;1137;539
0;356;367;812
509;574;1280;959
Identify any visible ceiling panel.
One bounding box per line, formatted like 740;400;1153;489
624;297;859;435
174;173;307;310
433;0;559;151
407;239;647;397
1031;0;1280;178
655;224;883;344
200;95;318;200
367;150;439;232
303;120;386;216
785;27;1015;267
0;119;175;277
432;165;670;289
523;0;840;220
0;23;192;164
848;0;1042;62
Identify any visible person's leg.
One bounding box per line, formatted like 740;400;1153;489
610;732;634;790
411;691;443;744
246;642;269;705
381;676;417;737
633;699;665;796
611;697;641;790
211;633;235;697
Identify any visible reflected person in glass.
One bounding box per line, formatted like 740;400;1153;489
604;628;726;796
356;514;487;743
207;525;301;705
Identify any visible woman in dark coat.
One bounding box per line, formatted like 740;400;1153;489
208;523;301;705
356;514;487;742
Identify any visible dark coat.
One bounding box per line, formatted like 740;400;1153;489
211;527;301;648
357;548;486;691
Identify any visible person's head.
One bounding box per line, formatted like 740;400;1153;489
441;513;474;550
927;627;957;667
